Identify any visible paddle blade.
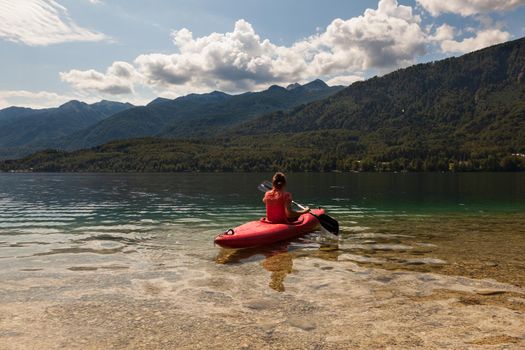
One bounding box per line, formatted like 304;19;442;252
258;182;271;193
258;181;273;193
257;183;267;193
317;214;339;235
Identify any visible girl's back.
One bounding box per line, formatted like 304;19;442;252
263;189;292;223
263;172;309;224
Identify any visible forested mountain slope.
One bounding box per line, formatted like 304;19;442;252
234;37;525;159
0;100;133;157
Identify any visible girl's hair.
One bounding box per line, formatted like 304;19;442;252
272;172;286;190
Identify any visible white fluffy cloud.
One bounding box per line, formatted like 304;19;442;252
60;61;137;95
0;89;149;109
0;0;514;107
134;20;303;92
139;0;427;90
0;90;85;109
417;0;525;16
0;0;107;46
439;28;511;53
62;0;432;96
57;0;515;100
431;24;456;41
311;0;427;73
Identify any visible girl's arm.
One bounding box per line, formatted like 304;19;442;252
285;202;310;220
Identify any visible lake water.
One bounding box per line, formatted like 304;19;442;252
1;173;524;349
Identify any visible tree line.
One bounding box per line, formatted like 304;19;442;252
1;135;523;173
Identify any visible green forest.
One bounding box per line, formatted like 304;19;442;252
1;131;524;173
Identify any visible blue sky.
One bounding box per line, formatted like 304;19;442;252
0;0;524;108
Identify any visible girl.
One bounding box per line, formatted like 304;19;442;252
263;172;310;223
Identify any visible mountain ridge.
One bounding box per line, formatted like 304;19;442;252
0;100;134;157
2;37;525;171
0;80;343;159
55;80;344;151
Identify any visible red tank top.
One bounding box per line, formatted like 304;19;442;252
263;190;292;223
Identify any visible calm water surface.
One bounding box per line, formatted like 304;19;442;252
1;173;524;349
1;173;524;284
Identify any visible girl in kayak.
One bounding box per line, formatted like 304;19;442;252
263;172;310;223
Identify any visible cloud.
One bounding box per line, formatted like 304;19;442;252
0;90;84;109
416;0;525;16
439;28;511;53
60;61;137;95
0;0;107;46
431;24;456;42
140;0;427;89
134;20;295;92
326;75;364;86
63;0;430;96
425;9;512;54
88;0;102;4
311;0;427;73
0;89;149;109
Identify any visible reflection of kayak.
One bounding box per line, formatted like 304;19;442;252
215;243;294;292
214;209;323;249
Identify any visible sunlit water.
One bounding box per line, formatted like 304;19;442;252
1;173;524;349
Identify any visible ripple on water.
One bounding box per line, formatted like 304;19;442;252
172;218;212;223
399;258;447;266
341;225;371;232
341;243;414;251
0;212;92;218
73;224;155;232
0;217;77;223
5;228;64;235
31;245;128;257
351;232;411;239
0;222;71;228
338;253;387;264
72;233;155;244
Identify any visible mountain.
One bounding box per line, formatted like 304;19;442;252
286;83;301;90
0;100;133;158
2;37;525;172
233;37;525;160
0;106;36;122
59;81;344;150
89;100;134;117
300;79;330;91
147;97;172;106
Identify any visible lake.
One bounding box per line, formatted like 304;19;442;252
1;173;524;349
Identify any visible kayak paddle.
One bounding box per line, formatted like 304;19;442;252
258;181;339;235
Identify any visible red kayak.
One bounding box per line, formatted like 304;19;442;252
214;209;324;249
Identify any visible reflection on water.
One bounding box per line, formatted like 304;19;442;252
217;244;293;292
216;239;340;292
0;173;524;349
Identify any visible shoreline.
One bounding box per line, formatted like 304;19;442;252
1;170;525;174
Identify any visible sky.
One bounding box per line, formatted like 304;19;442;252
0;0;524;108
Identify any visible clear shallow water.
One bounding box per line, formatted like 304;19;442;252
0;173;523;281
1;173;524;349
